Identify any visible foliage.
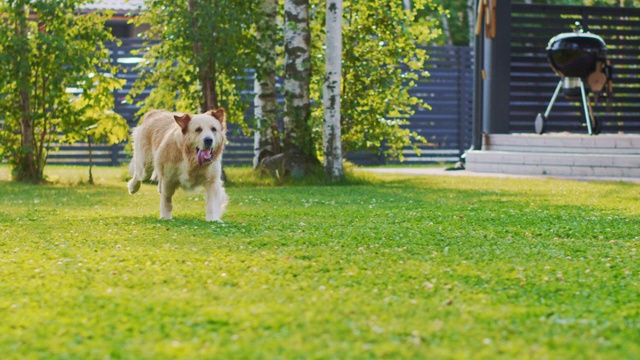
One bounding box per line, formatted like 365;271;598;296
65;75;129;146
415;0;472;46
130;0;434;166
0;0;121;182
410;15;445;46
0;164;639;358
128;0;264;130
69;75;129;184
310;0;432;161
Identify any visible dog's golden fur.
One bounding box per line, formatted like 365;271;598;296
127;109;228;221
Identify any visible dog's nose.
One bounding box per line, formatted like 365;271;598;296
203;137;213;148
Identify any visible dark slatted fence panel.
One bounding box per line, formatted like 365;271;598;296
48;39;152;166
401;46;473;163
510;4;640;134
47;42;474;166
47;144;125;166
110;39;157;124
344;46;473;165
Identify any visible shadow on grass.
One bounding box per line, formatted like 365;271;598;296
3;169;638;247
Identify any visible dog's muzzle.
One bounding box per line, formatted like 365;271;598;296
196;147;213;166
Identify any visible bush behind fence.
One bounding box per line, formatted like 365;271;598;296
45;42;474;167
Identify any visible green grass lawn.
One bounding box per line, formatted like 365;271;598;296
1;165;638;359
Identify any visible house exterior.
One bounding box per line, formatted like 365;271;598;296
46;0;640;174
80;0;146;39
465;0;640;179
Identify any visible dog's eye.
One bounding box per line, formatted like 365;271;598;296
195;127;202;133
211;127;217;133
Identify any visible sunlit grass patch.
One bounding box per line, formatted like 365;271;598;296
0;164;638;359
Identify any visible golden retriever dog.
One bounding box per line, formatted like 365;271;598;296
127;109;228;221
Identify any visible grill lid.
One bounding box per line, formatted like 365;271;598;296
546;27;607;78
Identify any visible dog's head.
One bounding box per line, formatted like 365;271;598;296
174;108;226;166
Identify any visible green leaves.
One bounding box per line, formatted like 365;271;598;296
129;0;264;127
0;1;122;181
310;0;432;161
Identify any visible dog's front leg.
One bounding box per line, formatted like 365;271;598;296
205;181;227;222
159;180;177;220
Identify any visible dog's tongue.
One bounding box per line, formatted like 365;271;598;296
197;148;212;166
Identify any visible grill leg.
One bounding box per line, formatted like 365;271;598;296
579;78;594;135
544;79;564;118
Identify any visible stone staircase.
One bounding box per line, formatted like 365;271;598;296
465;134;640;178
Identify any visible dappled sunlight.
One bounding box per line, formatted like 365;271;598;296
1;165;638;358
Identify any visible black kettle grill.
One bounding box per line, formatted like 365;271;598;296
535;23;612;135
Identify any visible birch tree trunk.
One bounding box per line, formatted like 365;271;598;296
253;0;279;168
323;0;344;180
283;0;312;156
256;0;320;178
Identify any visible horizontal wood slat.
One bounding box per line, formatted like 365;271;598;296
36;4;640;168
46;42;473;166
510;4;640;134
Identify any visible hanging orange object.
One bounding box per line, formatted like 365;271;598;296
475;0;497;39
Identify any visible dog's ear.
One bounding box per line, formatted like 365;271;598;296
174;113;191;134
208;108;226;131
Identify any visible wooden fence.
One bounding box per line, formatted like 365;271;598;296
46;42;474;166
509;4;640;134
349;46;474;165
11;4;640;166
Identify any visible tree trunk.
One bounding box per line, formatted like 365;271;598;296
262;0;319;179
441;12;453;46
323;0;344;181
283;0;312;156
201;65;218;112
253;0;280;168
189;0;218;112
15;3;38;182
88;135;94;185
468;0;475;47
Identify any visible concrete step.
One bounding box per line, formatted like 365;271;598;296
482;133;640;154
466;151;640;177
465;133;640;178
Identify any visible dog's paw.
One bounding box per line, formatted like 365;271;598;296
128;179;141;194
206;217;223;223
